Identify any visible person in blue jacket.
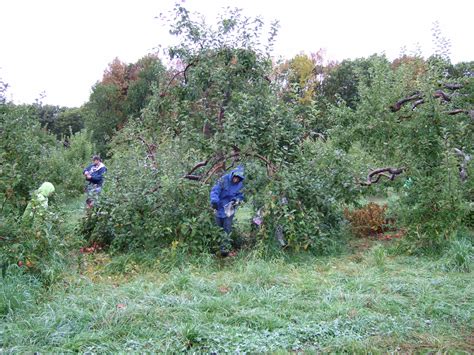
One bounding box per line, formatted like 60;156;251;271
210;167;245;256
83;155;107;207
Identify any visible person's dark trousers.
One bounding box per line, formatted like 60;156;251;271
215;215;234;253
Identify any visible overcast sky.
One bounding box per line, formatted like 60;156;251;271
2;0;473;107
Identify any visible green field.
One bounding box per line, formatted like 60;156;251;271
2;240;473;353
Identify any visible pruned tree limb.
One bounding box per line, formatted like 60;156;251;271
359;167;406;186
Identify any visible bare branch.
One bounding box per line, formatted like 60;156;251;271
217;89;231;130
183;149;277;182
412;99;425;110
160;61;197;97
359;167;406;186
390;92;422;112
186;159;210;176
446;109;474;121
182;174;201;181
433;90;451;102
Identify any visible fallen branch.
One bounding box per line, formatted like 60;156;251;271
359;167;406;186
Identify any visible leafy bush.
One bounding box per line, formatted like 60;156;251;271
1;206;80;285
80;140;221;253
1;103;56;213
1;103;94;213
257;140;359;253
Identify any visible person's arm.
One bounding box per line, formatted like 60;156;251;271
89;166;106;184
210;179;222;208
233;190;244;204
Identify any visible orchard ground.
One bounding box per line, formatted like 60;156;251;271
1;198;473;353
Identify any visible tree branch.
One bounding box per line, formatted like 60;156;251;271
433;90;451;102
160;60;197;97
390;92;422;112
183;149;276;182
392;88;458;112
359;167;406;186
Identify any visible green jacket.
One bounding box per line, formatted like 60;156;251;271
22;182;55;219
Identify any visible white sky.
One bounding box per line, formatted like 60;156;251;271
1;0;473;107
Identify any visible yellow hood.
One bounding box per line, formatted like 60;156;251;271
37;182;55;197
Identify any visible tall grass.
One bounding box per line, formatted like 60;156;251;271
1;245;472;352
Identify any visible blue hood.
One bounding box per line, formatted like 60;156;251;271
230;167;245;181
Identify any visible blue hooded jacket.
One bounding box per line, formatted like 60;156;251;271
83;162;107;186
210;167;245;218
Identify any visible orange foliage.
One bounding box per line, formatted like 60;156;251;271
344;203;388;238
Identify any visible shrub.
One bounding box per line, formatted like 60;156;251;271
344;203;388;238
257;140;359;254
0;206;79;285
80;141;221;253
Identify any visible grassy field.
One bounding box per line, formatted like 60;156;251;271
1;241;473;353
1;198;473;353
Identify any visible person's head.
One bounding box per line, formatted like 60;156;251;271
92;155;101;166
37;182;55;197
232;175;242;184
86;198;94;209
231;168;244;184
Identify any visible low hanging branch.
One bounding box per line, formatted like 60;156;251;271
358;167;406;186
454;148;471;182
183;150;276;183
